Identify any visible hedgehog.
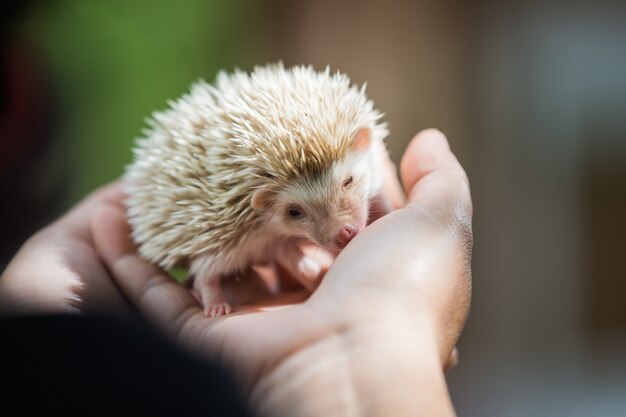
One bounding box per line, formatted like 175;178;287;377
125;63;390;317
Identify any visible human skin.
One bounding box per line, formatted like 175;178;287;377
0;183;130;315
0;128;472;417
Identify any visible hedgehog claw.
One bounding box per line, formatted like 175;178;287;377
192;274;231;317
205;302;231;317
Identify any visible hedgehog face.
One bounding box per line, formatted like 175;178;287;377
252;149;374;250
248;126;381;249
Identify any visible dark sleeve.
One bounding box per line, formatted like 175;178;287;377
0;314;254;417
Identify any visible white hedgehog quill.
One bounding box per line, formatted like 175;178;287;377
125;63;390;316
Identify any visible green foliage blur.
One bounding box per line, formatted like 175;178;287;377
21;0;263;206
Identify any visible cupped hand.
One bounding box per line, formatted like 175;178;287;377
92;129;472;417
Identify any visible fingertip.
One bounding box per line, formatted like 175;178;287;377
87;180;128;207
371;139;406;211
422;128;450;148
91;203;135;263
399;129;453;195
444;347;459;371
382;156;407;210
398;129;472;220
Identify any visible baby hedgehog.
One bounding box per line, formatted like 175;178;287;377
125;63;390;317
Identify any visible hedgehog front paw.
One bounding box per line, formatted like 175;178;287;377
276;245;323;291
297;256;322;281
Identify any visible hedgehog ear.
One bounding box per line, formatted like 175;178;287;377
251;187;274;210
350;127;372;152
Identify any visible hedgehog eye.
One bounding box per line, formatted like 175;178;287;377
343;175;354;188
287;206;305;219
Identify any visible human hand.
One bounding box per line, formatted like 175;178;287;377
0;183;130;315
92;128;472;417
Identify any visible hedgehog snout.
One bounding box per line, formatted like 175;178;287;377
333;224;361;249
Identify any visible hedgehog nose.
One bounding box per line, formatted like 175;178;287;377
334;225;359;248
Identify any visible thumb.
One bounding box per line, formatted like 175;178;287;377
400;129;471;214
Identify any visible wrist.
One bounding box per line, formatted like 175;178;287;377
250;318;455;417
340;321;456;417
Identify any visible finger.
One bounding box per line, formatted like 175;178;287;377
85;180;126;206
274;244;321;292
444;347;459;371
399;129;473;258
379;147;406;209
392;129;473;353
91;203;201;336
400;129;470;209
279;243;334;292
73;181;126;216
369;143;406;222
58;180;127;240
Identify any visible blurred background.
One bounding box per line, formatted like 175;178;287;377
2;0;625;415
